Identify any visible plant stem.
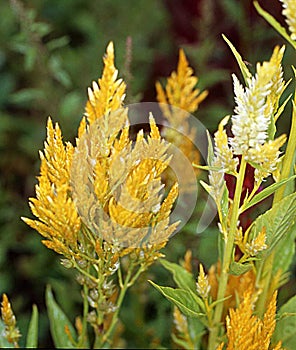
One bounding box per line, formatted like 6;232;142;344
94;262;135;348
77;283;90;348
208;157;247;349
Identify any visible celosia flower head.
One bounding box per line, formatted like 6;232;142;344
230;46;285;159
156;48;208;193
219;290;283;350
207;46;286;195
23;41;179;257
280;0;296;40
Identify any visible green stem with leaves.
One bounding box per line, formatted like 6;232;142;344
94;260;146;348
256;97;296;316
208;157;247;349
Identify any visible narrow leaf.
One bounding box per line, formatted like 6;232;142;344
222;34;251;84
274;93;292;123
200;180;213;197
254;1;296;50
149;281;203;318
26;304;38;348
159;259;196;291
274;95;296;202
240;175;296;213
220;183;229;223
273;295;296;349
206;130;214;166
46;285;76;348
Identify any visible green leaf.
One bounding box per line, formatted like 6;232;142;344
274;92;292;123
272;222;296;275
254;1;296;50
46;36;70;51
26;304;38;348
240;176;296;213
9;88;45;105
149;281;203;318
0;320;13;348
251;192;296;254
206;130;214;166
229;261;252;276
220;182;229;223
273;295;296;349
46;285;76;348
267;112;276;140
48;55;71;88
159;259;196;291
222;34;251;84
188;316;206;348
200;180;213;197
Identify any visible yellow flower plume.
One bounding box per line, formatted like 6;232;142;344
156;48;208;122
1;294;21;347
85;41;126;124
156;49;207;192
219;290;283;350
22;118;81;257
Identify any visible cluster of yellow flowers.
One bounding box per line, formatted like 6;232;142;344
217;290;282;350
20;41;207;345
23;42;180;258
13;1;295;347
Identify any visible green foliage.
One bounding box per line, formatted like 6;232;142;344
240;175;296;213
229;261;252;276
0;0;296;348
222;34;251;84
149;281;203;319
158;259;196;291
251;192;296;256
254;1;296;50
45;285;76;348
273;295;296;349
26;305;38;348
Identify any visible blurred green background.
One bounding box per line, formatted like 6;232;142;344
0;0;295;347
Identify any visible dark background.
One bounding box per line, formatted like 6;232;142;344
0;0;295;347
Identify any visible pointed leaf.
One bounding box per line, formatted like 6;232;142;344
222;34;251;84
240;175;296;213
206;130;214;166
200;180;213;197
274;98;296;199
149;281;203;318
220;182;229;223
251;192;296;254
272;222;296;275
267;112;276;140
274;92;292;123
26;304;38;348
46;285;76;348
273;295;296;349
254;1;296;50
159;259;196;291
